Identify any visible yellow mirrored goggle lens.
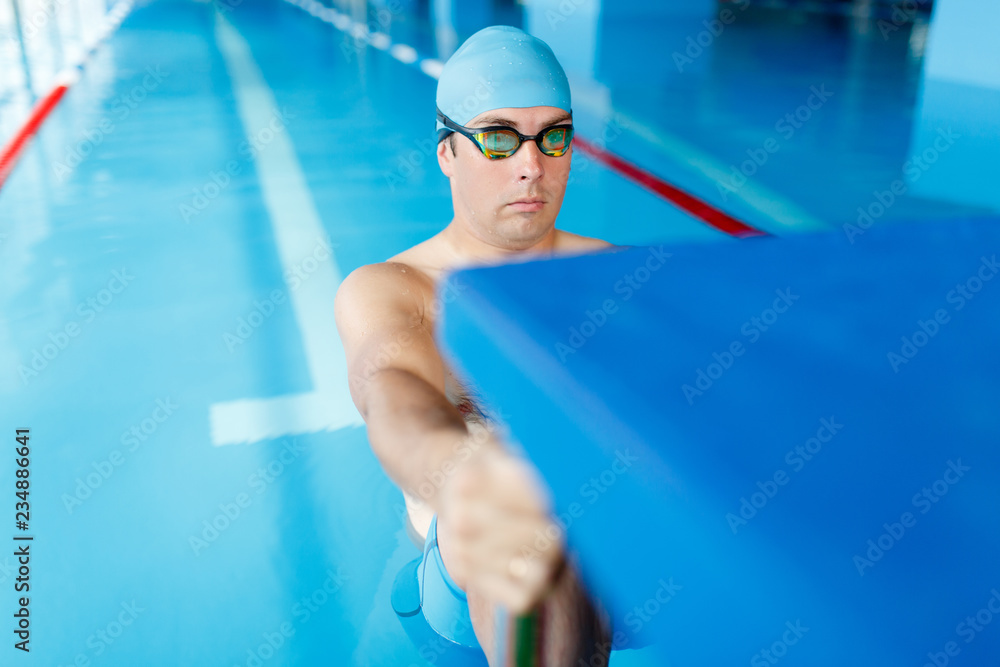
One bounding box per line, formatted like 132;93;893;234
473;127;573;159
541;128;569;156
474;130;519;158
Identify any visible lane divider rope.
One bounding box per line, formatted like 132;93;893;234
0;1;134;191
280;0;767;238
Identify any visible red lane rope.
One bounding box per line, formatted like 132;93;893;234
7;2;766;245
0;83;71;191
573;136;768;239
0;1;132;192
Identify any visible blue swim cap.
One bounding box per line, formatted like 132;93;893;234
435;26;571;141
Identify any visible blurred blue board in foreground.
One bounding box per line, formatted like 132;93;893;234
439;218;1000;665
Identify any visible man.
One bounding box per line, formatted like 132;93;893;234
335;25;617;664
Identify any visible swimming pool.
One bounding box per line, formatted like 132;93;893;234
1;0;997;664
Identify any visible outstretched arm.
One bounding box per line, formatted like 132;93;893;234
335;262;491;512
335;262;566;615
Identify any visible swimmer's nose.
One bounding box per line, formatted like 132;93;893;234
515;141;545;181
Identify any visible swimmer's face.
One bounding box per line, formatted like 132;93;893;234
437;106;572;250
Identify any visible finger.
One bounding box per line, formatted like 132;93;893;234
437;504;553;568
451;494;564;554
487;454;554;509
511;545;564;590
458;513;564;576
479;557;557;615
443;528;558;598
461;529;564;595
471;572;537;616
445;489;552;543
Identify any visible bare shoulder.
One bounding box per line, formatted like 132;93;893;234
553;229;617;253
334;258;453;411
334;260;434;332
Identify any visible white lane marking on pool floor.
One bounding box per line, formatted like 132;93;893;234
211;0;823;445
210;10;361;446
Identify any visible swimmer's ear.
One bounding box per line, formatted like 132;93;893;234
437;139;455;178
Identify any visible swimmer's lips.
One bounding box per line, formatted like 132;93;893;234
507;199;545;212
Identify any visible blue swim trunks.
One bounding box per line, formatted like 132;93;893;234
392;515;646;658
418;514;481;648
392;515;489;666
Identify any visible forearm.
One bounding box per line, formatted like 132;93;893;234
361;367;498;512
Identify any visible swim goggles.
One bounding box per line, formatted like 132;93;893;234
436;109;574;159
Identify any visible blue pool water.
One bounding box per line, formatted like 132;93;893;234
1;0;997;664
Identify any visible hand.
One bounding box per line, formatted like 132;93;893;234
437;445;566;615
